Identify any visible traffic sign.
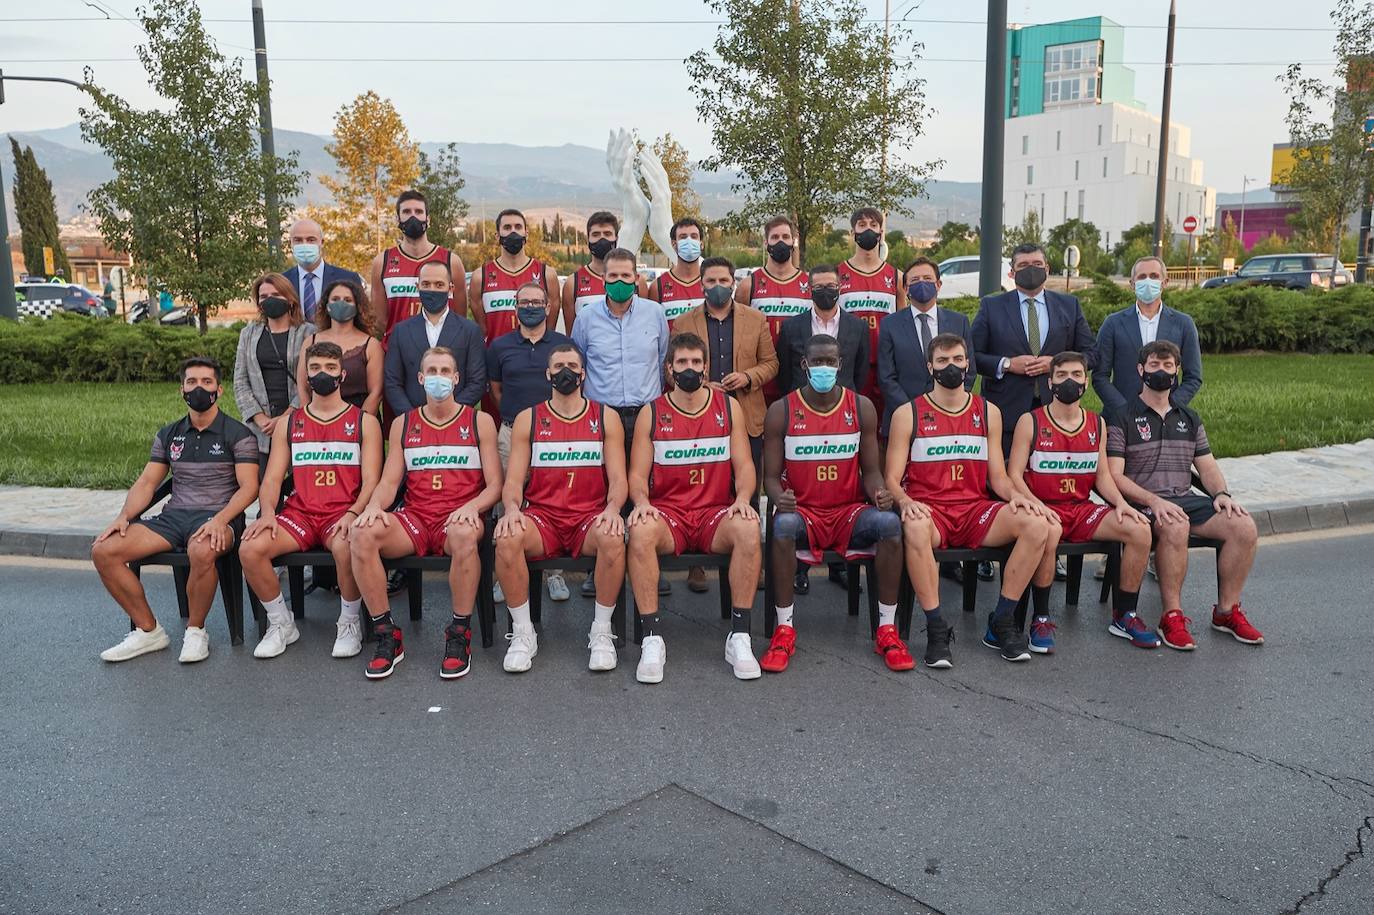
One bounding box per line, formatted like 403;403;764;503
1183;215;1199;234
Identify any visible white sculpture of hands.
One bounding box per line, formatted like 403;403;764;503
606;129;649;260
638;150;677;267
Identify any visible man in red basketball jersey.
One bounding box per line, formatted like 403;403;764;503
468;207;560;344
494;344;628;674
647;217;706;332
370;189;467;345
736;215;810;405
349;347;502;681
837;206;906;424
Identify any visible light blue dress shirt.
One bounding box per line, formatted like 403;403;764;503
570;296;670;408
1016;288;1050;352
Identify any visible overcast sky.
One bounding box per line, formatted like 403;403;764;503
0;0;1342;193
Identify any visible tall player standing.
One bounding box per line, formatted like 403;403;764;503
370;190;467;346
560;211;647;335
468;207;561;342
735;216;811;405
647;217;706;332
837;207;906;425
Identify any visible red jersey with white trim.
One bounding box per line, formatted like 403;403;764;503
903;393;990;505
653;269;704;330
283;404;364;519
838;258;899;417
782;387;865;509
480;257;546;345
748;266;811;342
400;406;485;517
380;244;455;343
649;389;734;512
1025;405;1101;505
523;399;608;515
570;265;605;317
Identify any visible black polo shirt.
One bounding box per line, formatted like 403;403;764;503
1106;396;1210;498
150;409;259;511
486;328;574;425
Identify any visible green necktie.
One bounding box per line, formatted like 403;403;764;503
1026;298;1041;356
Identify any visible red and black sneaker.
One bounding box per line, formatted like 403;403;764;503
874;624;915;671
440;621;472;679
365;623;404;679
759;624;796;673
1157;609;1196;651
1211;603;1264;645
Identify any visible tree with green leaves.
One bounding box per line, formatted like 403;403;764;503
9;139;71;279
1002;209;1044;258
414;142;470;251
1280;0;1374;283
79;0;301;332
686;0;939;258
1046;218;1104;273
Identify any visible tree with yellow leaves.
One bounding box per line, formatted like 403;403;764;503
308;91;420;274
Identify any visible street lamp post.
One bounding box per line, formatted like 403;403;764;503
979;0;1008;297
1238;174;1252;253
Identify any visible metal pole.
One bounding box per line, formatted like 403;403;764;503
0;152;15;320
1152;0;1176;259
979;0;1008;297
252;0;281;264
1238;175;1250;253
1357;179;1371;283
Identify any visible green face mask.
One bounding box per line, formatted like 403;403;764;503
605;279;636;303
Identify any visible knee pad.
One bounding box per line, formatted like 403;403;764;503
772;512;805;541
873;510;903;542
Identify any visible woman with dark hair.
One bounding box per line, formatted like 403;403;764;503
296;278;382;415
234;272;310;455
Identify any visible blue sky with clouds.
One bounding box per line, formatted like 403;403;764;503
0;0;1342;192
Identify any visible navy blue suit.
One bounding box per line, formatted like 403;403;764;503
284;262;363;322
1092;304;1202;421
383;313;487;416
876;306;974;434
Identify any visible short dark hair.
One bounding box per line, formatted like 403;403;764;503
805;333;839;358
515;281;548;304
904;256;942;279
586;211;619;234
417;259;451;281
604;247;637;271
701;255;735;279
496;208;526;232
850;207;883;229
808;264;839;283
763;215;796;237
1138;340;1181;366
181;356;221;382
670;217;704;242
667;332;707;363
421;346;458;370
547;342;582;367
396;189;426;216
306;341;344;362
1010;243;1047;264
1050;351;1088;372
316;279;376;335
927;332;967;363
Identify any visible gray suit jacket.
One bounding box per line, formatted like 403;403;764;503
383;312;487;415
877;306;975;433
233;321;311;451
1092;304;1202;420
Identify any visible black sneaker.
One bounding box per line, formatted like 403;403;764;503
386;569;407;594
924;617;955;669
794;567;810;595
440;621;472;679
365;623;404;680
827;562;852;590
976;561;995;582
988;613;1030;662
657;575;671;596
580;572;597;598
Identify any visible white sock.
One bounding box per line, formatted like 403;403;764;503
593;603;615;626
338;597;361;621
509;600;532;630
879;602;897;628
261;593;290;626
776;604;794;628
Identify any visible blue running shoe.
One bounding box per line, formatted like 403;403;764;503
981;612;1000;651
1109;611;1161;649
1029;616;1056;654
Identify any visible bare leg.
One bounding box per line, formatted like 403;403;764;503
445;524;483;617
240;529;304;602
901;516;942;611
329;532;361;602
1192;513;1258;609
628;517;673;615
980;509;1051;599
185;534;231;628
1153;518;1190;610
581;526;627;608
494;524;542;608
711;516;760;608
91;525;174;630
349;516;417;617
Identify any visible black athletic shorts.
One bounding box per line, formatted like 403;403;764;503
1135;494;1217;528
133;508;220;550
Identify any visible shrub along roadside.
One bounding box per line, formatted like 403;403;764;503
0;316;243;384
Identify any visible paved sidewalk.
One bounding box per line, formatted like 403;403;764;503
2;439;1372;560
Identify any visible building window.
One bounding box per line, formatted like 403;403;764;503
1043;40;1103;109
1063;191;1069;221
1147;133;1152;148
1027;165;1034;185
1074;160;1080;181
1056;130;1061;151
1134;157;1139;173
1097;124;1103;145
1077;189;1085;220
1022;135;1028;155
1103;157;1108;177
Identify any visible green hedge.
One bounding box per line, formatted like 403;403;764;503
0;315;243;383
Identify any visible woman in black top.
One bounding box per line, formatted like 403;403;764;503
233;273;310;457
295;279;383;416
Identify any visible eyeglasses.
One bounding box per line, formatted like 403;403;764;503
517;299;547;307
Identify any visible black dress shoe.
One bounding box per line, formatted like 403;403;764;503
580;572;597;598
794;567;810;595
940;562;963;584
658;575;671;596
385;569;406;594
976;561;995;582
828;563;852;590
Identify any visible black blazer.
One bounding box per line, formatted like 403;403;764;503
876;306;975;434
775;310;870;395
971;289;1097;435
383;313;487;415
283;262;363;322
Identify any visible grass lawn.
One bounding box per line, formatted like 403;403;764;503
1;354;1372;490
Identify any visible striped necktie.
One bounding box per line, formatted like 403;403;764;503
303;273;316;317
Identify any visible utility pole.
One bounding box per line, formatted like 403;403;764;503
1151;0;1176;259
252;0;281;264
979;0;1008;297
1238;174;1251;252
1358;179;1371;284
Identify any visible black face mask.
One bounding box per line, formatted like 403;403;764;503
549;367;582;396
260;296;289;320
309;371;341;396
811;287;839;312
588;237;616;260
672;368;704;393
932;364;965;390
767;240;794;263
326;299;357;323
1051;378;1086;404
418;290;449;315
854;229;881;251
500;233;527;255
1142;368;1177;392
399;216;427;240
184;386;217;413
1014;265;1048;290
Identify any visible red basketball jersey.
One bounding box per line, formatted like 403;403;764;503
570;265;605;317
838;258;899;417
284;404;364;519
654;268;704;330
1025;406;1101;505
782;388;865;509
480;257;546;345
380;244;456;343
748;266;811;343
400;406;485;516
649;389;734;512
523;399;608;516
903;393;990;504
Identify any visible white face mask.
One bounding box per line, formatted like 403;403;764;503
292;243;320;266
1135;278;1162;303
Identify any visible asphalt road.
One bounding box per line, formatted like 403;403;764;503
3;529;1372;915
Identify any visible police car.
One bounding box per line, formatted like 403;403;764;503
15;282;109;319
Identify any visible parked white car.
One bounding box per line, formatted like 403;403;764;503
935;256;1013;299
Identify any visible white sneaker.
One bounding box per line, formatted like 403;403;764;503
587;621;617;671
179;626;210;663
546;572;571;602
492;580;506;604
253;619;300;659
332;616;363;658
503;623;538;673
100;624;170;662
724;632;762;680
636;635;666;684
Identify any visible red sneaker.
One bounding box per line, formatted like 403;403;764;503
759;624;796;673
874;624;915;671
365;623;404;679
1211;603;1264;645
440;622;472;679
1157;609;1195;651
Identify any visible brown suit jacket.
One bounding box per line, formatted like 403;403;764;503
673;302;779;437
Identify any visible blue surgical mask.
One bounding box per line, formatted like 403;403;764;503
908;281;938;304
676;238;702;262
517;306;547;328
423;374;454;400
1135;278;1162;303
291;243;320;266
807;365;839;393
